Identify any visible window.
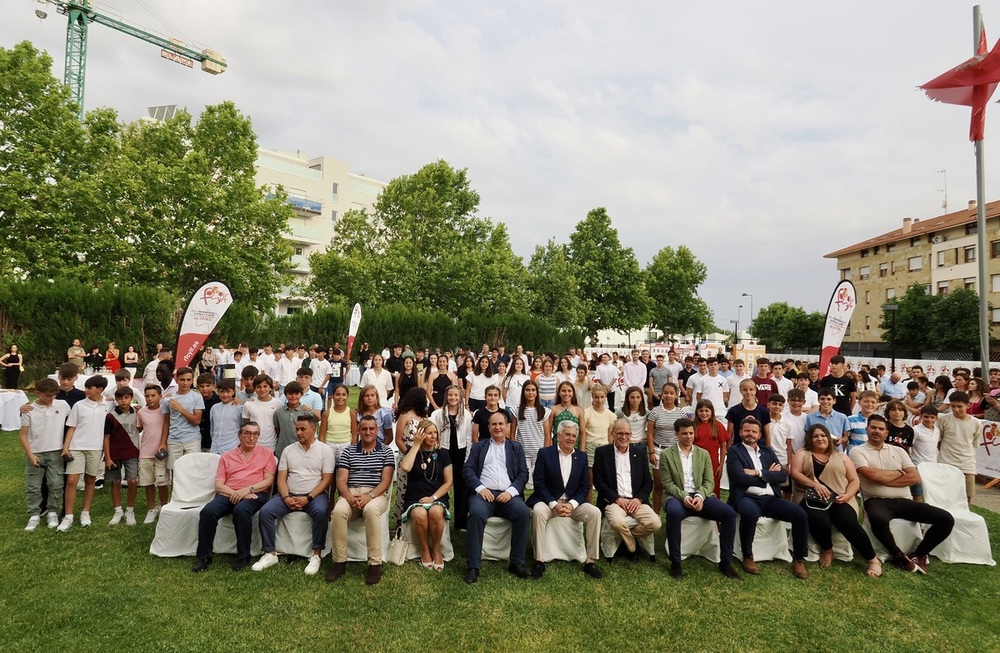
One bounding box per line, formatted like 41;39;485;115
992;274;1000;293
967;223;978;235
938;281;949;296
924;284;932;294
331;182;339;198
911;236;921;246
859;266;870;280
860;249;869;258
841;268;852;280
286;306;303;315
965;245;976;263
993;308;1000;324
992;239;1000;258
887;288;896;300
879;263;888;277
937;251;946;267
908;256;923;271
886;243;896;252
331;210;338;222
294;247;303;256
865;290;871;304
865;315;871;329
874;245;880;254
965;277;976;291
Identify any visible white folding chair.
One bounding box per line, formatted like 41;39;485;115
919;462;995;565
401;518;456;562
804;530;853;563
663;518;722;563
733;517;792;562
149;452;220;557
346;504;391;563
275;510;332;558
482;516;513;561
599;516;656;560
862;517;924;562
536;516;588;563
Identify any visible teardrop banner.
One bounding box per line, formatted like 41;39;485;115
818;280;857;378
344;303;363;364
175;282;234;368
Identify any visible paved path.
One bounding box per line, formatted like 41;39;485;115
973;480;1000;514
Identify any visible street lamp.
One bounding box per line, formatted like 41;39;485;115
742;292;754;334
882;303;898;373
730;319;740;344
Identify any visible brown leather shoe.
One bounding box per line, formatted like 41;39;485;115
791;559;809;579
325;561;346;583
365;564;382;585
741;557;759;575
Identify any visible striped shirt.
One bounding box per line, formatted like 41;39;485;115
337;441;395;488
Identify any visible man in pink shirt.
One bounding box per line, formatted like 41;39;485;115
192;422;276;572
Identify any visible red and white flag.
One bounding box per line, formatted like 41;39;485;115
344;303;362;363
818;281;857;378
175;282;233;368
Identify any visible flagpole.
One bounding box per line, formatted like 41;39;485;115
974;5;991;378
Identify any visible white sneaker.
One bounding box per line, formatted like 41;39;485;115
25;516;40;531
47;513;59;529
125;510;137;526
56;516;74;532
304;554;322;575
252;553;279;572
109;509;124;525
144;508;158;524
80;511;92;527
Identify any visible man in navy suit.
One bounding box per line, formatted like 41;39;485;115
463;410;532;584
593;419;662;560
727;417;809;578
528;420;602;579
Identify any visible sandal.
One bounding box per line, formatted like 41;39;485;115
420;560;434;570
432;562;444;572
819;550;833;569
866;559;882;578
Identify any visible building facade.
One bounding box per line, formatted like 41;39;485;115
824;200;1000;346
254;149;387;314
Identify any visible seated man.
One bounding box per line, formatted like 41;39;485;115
252;414;333;576
463;410;531;584
528;419;602;579
193;422;275;572
727;417;810;578
660;417;739;579
327;415;395;586
593;419;662;561
849;414;955;574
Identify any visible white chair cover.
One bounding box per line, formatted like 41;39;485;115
536;516;588;563
345;504;391;563
664;517;721;563
919;462;995;565
401;519;456;562
482;516;513;561
599;516;656;559
719;455;730;491
804;530;853;563
275;510;332;558
149;453;220;557
862;517;924;562
733;517;792;562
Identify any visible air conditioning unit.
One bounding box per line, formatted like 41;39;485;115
931;235;947;244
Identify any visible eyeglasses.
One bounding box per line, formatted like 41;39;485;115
240;431;260;437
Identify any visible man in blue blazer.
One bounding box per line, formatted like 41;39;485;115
463;410;531;584
726;417;809;578
527;420;602;579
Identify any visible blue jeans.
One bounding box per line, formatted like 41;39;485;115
197;492;269;561
665;496;736;564
258;493;329;553
735;494;809;560
466;492;529;569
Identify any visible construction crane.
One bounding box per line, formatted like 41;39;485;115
34;0;226;118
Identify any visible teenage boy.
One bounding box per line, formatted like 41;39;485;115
694;358;729;413
847;390;881;451
771;361;794;398
794;375;819;414
137;385;169;523
58;375;111;531
648;354;673;408
751;358;780;407
471;385;517;443
783;388;808;455
766;394;792;499
104;369;146;408
283;367;323;421
158;367;205;471
197;373;220;452
235;365;260;403
274;381;310;461
804;388;851;451
210;379;244;455
105;387;141;526
936;391;983;505
326;349;346;409
726;359;752;409
819;355;857;416
19;378;69;530
909;405;941;502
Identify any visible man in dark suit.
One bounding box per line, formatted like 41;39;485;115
593;418;661;560
463;410;532;584
660;417;739;579
727;417;809;578
528;420;602;579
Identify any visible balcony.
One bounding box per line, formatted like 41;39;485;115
290;254;310;274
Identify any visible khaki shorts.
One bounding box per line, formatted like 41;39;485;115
139;458;170;487
166;440;201;471
106;458;139;483
66;450;102;477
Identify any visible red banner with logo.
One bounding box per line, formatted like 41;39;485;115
175;282;234;368
818;281;857;378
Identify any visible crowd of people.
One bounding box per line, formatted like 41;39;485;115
15;339;986;584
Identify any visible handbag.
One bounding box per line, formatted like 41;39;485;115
387;527;409;566
804;487;834;511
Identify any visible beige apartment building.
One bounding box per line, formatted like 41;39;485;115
255;148;387;314
824;199;1000;346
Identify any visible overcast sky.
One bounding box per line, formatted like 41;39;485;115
6;1;1000;327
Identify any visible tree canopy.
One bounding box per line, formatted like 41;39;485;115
880;284;982;351
749;302;825;349
643;245;714;338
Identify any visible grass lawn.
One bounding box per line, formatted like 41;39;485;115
2;388;1000;652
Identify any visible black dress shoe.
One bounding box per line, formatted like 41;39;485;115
582;562;603;579
719;562;740;579
531;562;546;579
464;568;480;584
508;563;531;579
231;558;249;572
191;558;211;573
670;561;683;579
648;554;657;563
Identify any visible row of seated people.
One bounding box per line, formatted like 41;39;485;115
190;409;959;585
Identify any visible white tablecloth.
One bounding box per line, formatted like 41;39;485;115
0;390;29;431
346;364;361;387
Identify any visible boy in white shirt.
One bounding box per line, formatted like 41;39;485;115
59;376;111;531
19;378;70;530
766;394;792;499
783;388;808;455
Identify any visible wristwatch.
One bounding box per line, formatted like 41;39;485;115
369;491;376;499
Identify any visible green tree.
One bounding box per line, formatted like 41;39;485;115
643;245;713;338
879;284;939;351
526;239;584;327
929;288;981;351
568;207;649;337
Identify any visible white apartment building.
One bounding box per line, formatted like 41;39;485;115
255;148;387;314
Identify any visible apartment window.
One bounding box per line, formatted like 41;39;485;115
331;210;338;222
841;268;852;280
294;247;304;256
887;288;896;300
911;236;921;246
879;263;888;277
965;245;976;263
992;274;1000;293
286;306;303;315
965;277;976;291
865;315;871;329
874;245;880;254
967;223;978;235
937;251;946;267
886;243;896;252
992;240;1000;258
993;308;1000;324
859;266;870;280
924;284;932;294
331;182;339;198
865;290;871;304
860;249;869;258
908;256;923;271
938;281;949;296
